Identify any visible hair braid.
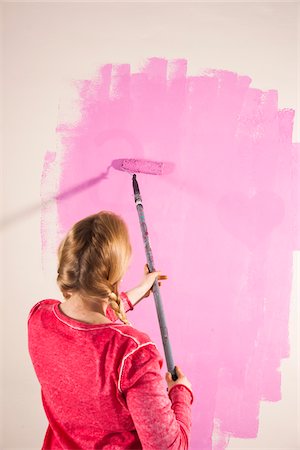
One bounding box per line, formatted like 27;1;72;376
108;290;130;325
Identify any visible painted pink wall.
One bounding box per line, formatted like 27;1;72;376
41;57;299;449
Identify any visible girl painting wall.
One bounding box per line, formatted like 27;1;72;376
2;3;299;449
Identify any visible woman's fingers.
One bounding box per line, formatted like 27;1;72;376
158;275;168;280
151;277;167;290
144;263;167;274
139;265;168;300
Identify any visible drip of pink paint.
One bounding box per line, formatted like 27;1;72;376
41;58;298;449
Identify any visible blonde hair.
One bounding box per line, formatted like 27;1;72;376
57;211;132;325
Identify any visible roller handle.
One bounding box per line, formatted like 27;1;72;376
132;175;178;381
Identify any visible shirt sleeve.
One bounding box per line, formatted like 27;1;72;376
120;343;193;450
106;291;134;322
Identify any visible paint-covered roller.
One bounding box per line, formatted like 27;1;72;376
111;158;174;175
112;157;178;381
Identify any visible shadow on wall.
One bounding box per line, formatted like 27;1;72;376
0;167;111;230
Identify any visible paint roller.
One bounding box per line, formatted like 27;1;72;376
112;158;178;381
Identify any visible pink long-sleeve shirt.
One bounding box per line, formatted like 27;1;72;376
27;292;193;449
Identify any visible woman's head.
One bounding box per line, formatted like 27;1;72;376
57;211;132;324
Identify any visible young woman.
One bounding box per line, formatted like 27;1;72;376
28;211;193;449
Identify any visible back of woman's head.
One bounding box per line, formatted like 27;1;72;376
57;211;132;324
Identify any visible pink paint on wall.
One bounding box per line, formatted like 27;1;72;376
41;58;299;449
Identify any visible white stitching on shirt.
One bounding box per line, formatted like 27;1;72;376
52;304;129;331
52;304;148;347
111;327;140;345
118;342;158;395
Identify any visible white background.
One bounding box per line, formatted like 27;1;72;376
1;2;299;449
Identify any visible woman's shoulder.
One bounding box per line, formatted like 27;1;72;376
27;299;59;321
117;325;162;364
113;324;162;364
115;323;155;347
118;333;164;394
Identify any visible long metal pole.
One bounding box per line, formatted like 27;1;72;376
132;174;178;381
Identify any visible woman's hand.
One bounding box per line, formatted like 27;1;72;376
124;264;168;307
138;264;168;299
